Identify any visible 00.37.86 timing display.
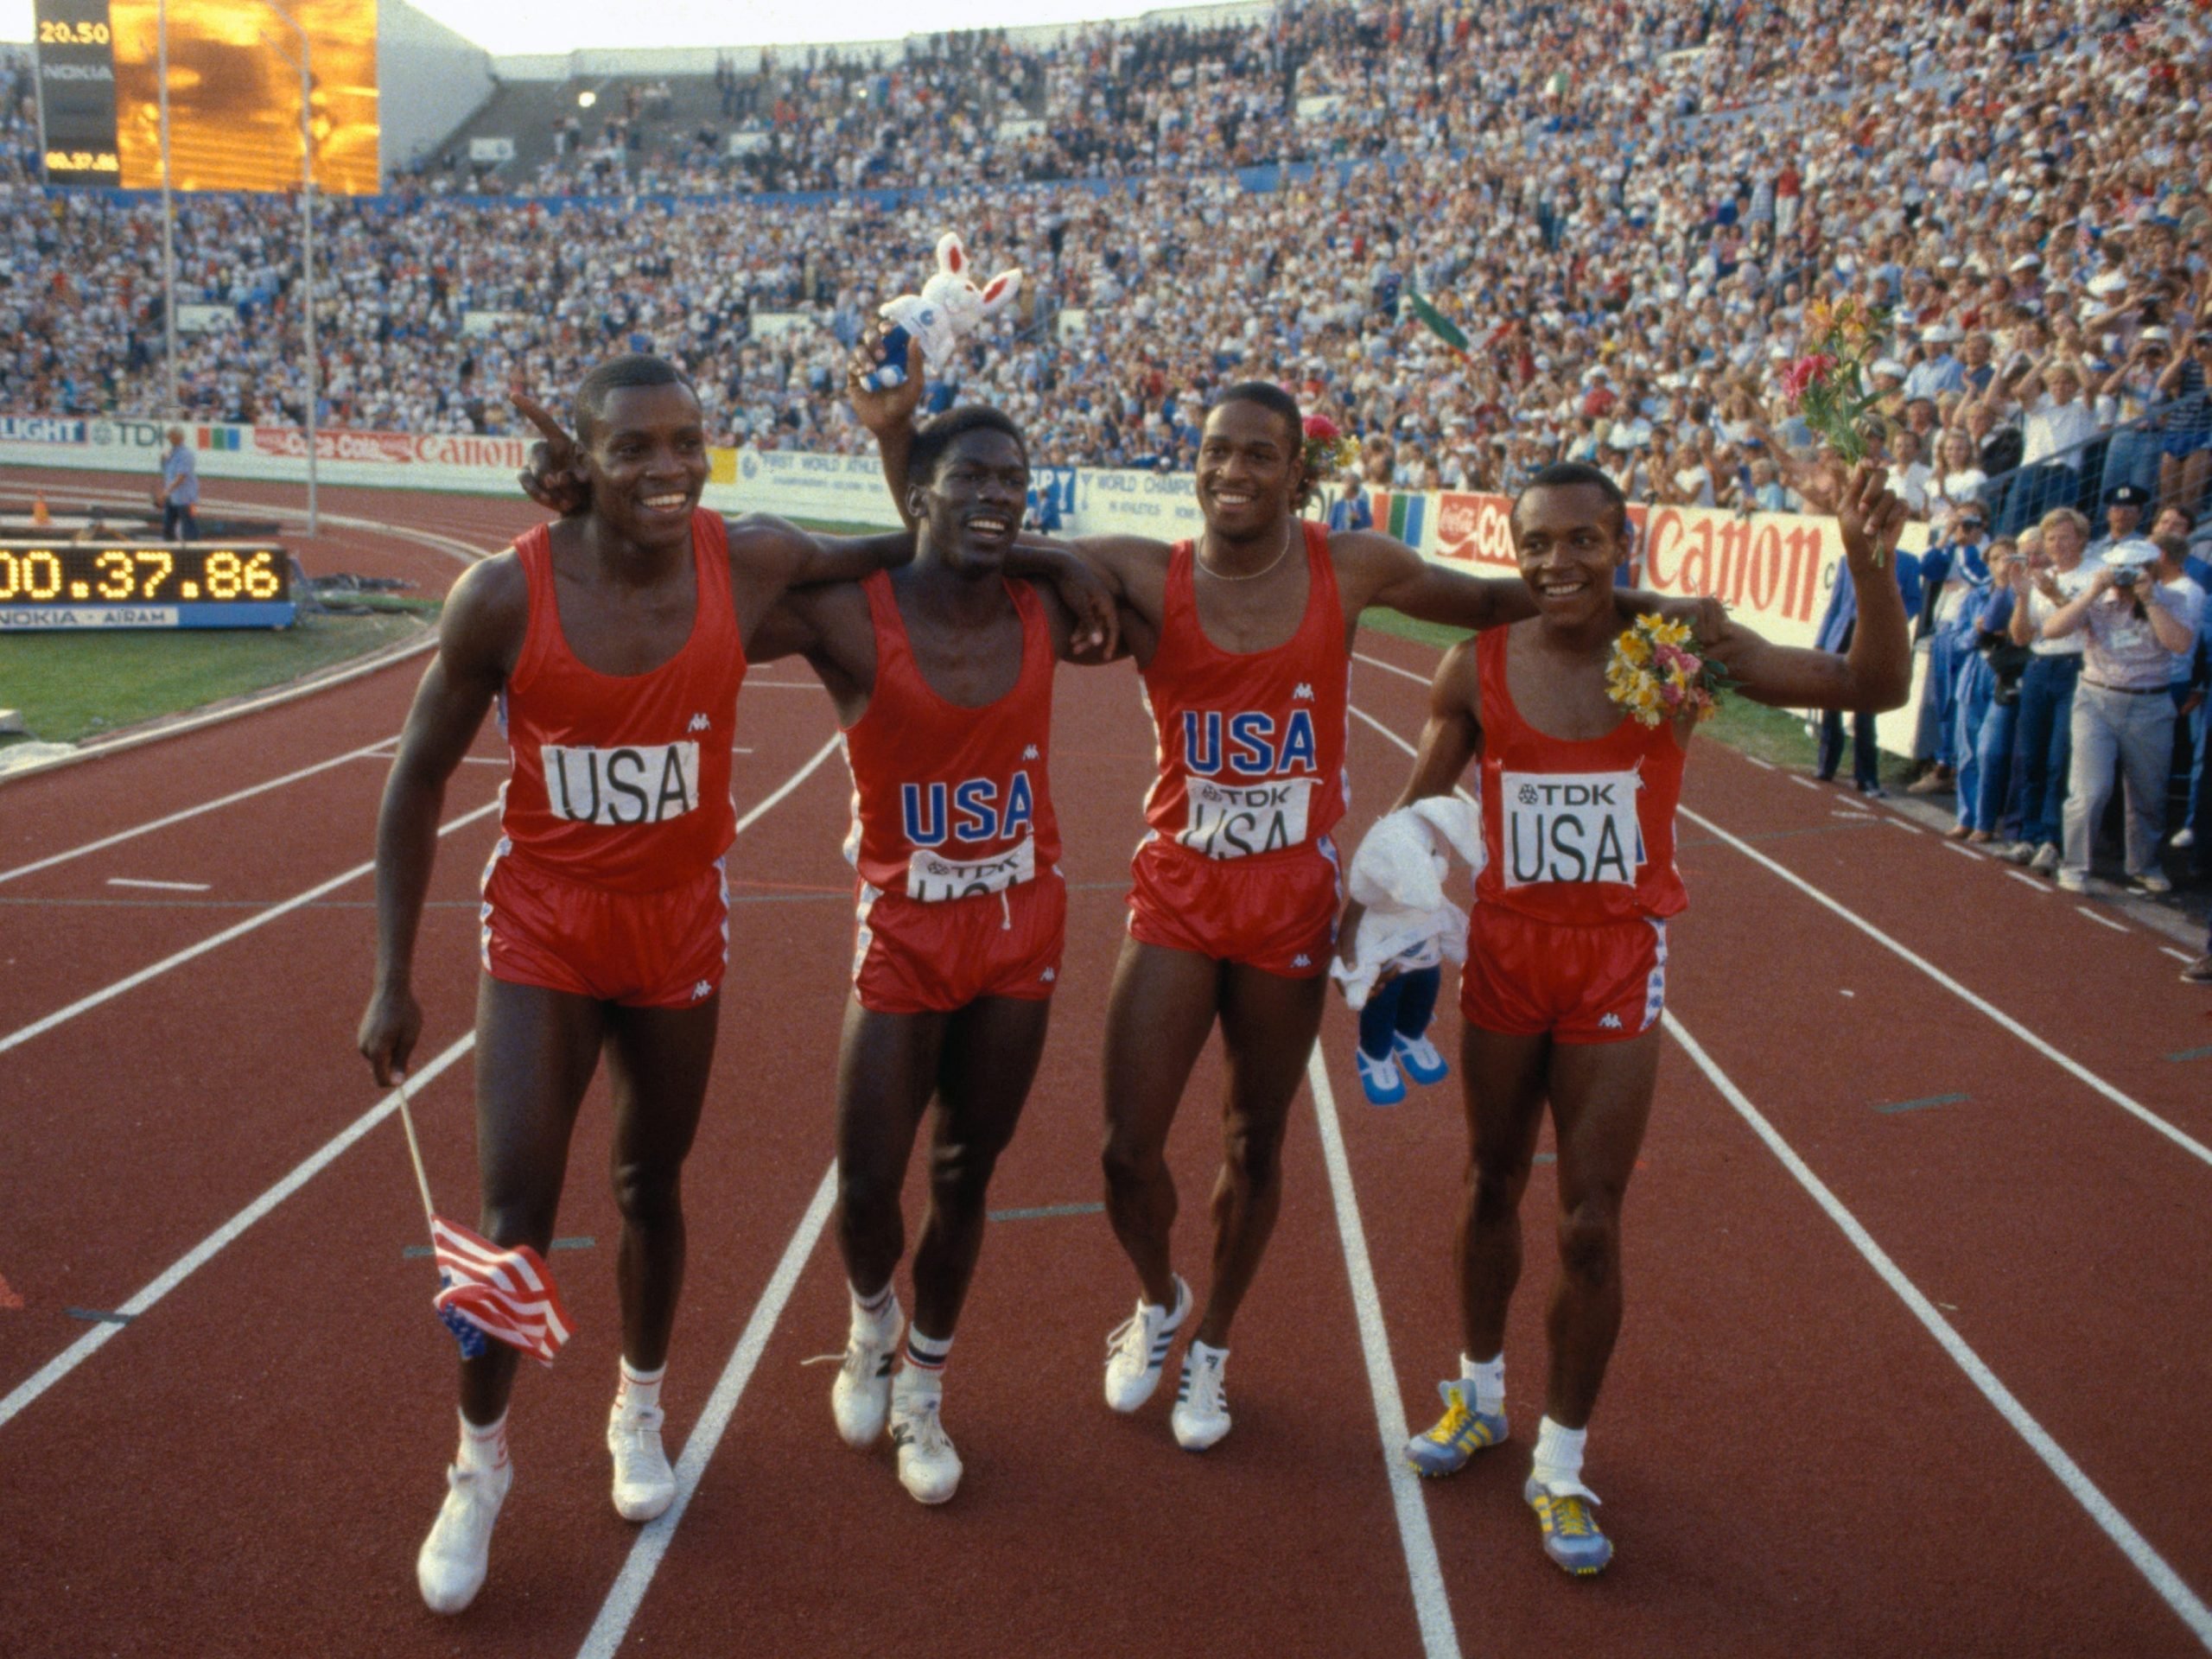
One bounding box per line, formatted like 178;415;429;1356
0;544;288;604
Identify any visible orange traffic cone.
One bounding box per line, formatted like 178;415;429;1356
31;493;51;527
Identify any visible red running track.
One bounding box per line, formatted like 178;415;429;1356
2;477;2209;1657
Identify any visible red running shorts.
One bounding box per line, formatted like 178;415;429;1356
1458;906;1669;1045
1124;832;1341;978
479;843;728;1008
852;870;1067;1015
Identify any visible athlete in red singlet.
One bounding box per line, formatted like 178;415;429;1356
356;355;960;1613
746;406;1108;1505
855;361;1698;1452
1374;461;1910;1577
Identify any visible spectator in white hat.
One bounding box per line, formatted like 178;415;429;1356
2041;537;2200;892
1904;327;1967;402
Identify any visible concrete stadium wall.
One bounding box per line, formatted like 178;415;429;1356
378;0;499;178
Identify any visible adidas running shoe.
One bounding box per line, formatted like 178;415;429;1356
1103;1274;1189;1413
1392;1032;1450;1087
831;1293;903;1448
1403;1378;1508;1477
1524;1475;1612;1577
1170;1343;1231;1451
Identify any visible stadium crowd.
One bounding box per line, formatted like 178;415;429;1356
1;1;2209;901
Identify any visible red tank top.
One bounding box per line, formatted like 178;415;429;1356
1471;626;1688;924
1139;519;1349;860
842;570;1060;900
496;512;743;893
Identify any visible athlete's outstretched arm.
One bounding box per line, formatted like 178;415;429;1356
1338;531;1714;639
358;557;522;1084
1703;465;1914;710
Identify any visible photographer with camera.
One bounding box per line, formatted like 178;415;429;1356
2041;536;2202;893
1970;535;2034;848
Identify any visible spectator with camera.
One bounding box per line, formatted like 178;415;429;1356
2008;511;2096;874
1910;502;1993;803
1964;534;2031;846
2041;535;2201;893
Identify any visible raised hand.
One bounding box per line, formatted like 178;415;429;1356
848;322;923;436
1836;462;1906;569
510;386;589;518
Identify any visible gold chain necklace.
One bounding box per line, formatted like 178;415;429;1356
1197;516;1295;582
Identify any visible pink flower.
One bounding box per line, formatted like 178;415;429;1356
1303;414;1343;442
1780;353;1837;404
1654;643;1701;676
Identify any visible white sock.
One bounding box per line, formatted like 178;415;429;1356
456;1408;508;1474
616;1358;665;1417
1460;1352;1505;1416
851;1281;896;1325
1185;1338;1229;1370
902;1327;953;1377
1531;1415;1587;1492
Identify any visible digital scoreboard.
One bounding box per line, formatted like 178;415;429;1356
0;543;296;629
32;0;123;187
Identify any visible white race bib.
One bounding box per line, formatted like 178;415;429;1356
1179;776;1315;861
1501;769;1641;888
906;836;1035;902
542;741;702;827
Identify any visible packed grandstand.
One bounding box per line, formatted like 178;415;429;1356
2;0;2209;534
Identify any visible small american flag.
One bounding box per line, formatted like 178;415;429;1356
429;1217;574;1365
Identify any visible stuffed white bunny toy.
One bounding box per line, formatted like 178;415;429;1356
861;232;1022;391
1330;797;1484;1011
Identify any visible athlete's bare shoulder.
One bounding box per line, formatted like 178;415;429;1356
440;548;531;681
1073;532;1174;613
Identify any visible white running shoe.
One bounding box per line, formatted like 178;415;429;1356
831;1294;903;1448
416;1458;512;1615
887;1370;963;1504
607;1402;676;1522
1170;1344;1232;1451
1103;1274;1190;1413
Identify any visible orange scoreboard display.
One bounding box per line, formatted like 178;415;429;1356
35;0;380;194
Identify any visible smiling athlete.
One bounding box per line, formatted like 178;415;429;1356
1383;461;1908;1576
358;354;1052;1613
747;405;1110;1504
856;358;1694;1450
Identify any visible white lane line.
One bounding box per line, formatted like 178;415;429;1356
0;798;503;1060
1678;804;2212;1171
1353;650;1434;687
0;734;399;887
575;1163;839;1659
1882;818;1922;836
1942;840;1981;861
2164;948;2196;965
1306;1046;1462;1659
105;879;212;893
1742;754;1776;771
456;756;506;767
2077;906;2130;933
0;1035;475;1432
1789;774;1822;791
1665;1014;2212;1651
2007;871;2049;893
0;734;839;1433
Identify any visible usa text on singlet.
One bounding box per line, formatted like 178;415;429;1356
1137;519;1351;861
841;570;1062;901
495;512;744;893
1471;626;1689;925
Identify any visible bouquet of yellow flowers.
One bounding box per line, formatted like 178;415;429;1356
1606;613;1731;728
1781;295;1891;466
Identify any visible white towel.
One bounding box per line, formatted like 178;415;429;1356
1331;797;1483;1010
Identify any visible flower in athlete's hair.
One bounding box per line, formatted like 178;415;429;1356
1300;413;1357;480
1606;613;1732;728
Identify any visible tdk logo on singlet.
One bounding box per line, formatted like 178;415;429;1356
1180;710;1319;777
901;772;1037;846
543;741;702;826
